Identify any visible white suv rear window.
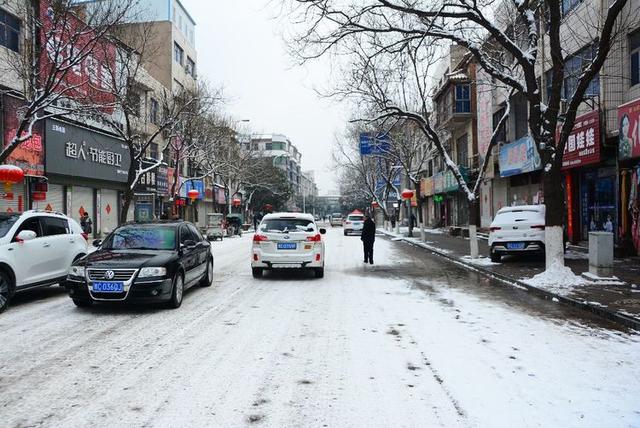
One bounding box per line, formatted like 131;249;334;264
348;215;363;221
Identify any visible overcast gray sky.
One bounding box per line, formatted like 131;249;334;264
184;0;346;195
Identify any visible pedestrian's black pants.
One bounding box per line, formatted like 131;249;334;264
363;240;374;263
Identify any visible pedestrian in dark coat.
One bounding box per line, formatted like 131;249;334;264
361;214;376;264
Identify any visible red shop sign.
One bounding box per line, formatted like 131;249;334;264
559;110;601;170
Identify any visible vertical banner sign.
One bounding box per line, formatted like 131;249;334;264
559;110;601;169
618;98;640;160
476;68;494;164
566;174;574;242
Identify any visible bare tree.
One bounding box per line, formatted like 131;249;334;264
0;0;136;164
288;0;630;269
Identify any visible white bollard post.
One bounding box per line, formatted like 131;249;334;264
420;222;425;242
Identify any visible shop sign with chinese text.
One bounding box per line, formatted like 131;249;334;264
3;95;45;176
45;119;130;182
498;136;542;177
560;110;600;170
618;98;640;160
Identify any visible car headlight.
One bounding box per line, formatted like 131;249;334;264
138;267;167;278
68;266;85;277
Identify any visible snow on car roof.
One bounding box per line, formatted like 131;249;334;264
496;205;545;214
263;212;315;221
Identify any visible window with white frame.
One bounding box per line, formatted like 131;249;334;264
174;42;184;65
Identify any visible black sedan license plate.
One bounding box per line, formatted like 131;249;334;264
92;281;124;293
277;242;297;250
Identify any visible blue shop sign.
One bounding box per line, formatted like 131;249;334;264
184;179;205;200
499;136;542;177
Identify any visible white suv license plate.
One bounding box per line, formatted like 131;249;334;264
277;243;297;250
92;281;124;293
507;242;526;250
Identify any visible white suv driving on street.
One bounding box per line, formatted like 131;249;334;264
251;213;326;278
0;210;88;313
343;213;364;236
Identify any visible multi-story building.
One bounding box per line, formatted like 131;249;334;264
249;134;303;198
421;45;477;228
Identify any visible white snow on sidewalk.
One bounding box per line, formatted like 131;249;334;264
521;262;588;296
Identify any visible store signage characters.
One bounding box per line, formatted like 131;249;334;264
559;110;600;169
499;136;542;177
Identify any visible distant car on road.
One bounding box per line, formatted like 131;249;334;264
0;210;88;313
252;213;326;278
343;213;364;236
488;205;546;262
329;213;343;227
65;221;213;309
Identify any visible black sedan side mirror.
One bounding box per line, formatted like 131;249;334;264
319;228;327;235
181;239;197;248
92;239;102;248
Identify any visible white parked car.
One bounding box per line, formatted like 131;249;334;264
343;213;364;236
488;205;546;262
0;210;89;313
251;213;326;278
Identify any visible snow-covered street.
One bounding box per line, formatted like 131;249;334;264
1;228;639;427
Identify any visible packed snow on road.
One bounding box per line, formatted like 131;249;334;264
0;229;638;427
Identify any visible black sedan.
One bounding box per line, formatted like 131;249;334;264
65;221;213;309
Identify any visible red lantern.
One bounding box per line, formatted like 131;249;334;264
0;165;24;193
187;189;199;201
401;189;414;200
232;197;242;207
371;201;379;208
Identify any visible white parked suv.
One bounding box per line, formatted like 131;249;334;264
0;210;88;313
251;213;326;278
488;205;546;262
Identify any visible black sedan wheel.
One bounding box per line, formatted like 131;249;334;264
0;271;13;314
200;258;214;287
168;273;184;309
73;299;93;308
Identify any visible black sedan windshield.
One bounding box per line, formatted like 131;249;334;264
102;227;176;250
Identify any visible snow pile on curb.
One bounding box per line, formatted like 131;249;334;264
461;255;499;266
521;263;588;296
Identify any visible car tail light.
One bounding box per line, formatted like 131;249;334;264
489;226;501;232
253;234;268;242
306;234;322;242
531;225;546;230
81;232;89;241
315;254;321;261
345;221;352;225
253;254;259;261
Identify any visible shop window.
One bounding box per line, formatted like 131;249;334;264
0;9;20;53
455;84;471;113
630;30;640;86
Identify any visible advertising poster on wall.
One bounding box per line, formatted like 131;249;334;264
498;136;542;177
618;98;640;160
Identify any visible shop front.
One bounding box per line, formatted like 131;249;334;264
498;135;543;207
1;94;46;213
559;110;614;244
134;160;169;222
618;98;640;255
431;169;465;227
44;119;130;237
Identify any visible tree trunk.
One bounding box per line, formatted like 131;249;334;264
120;188;134;224
468;198;480;259
542;164;565;269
